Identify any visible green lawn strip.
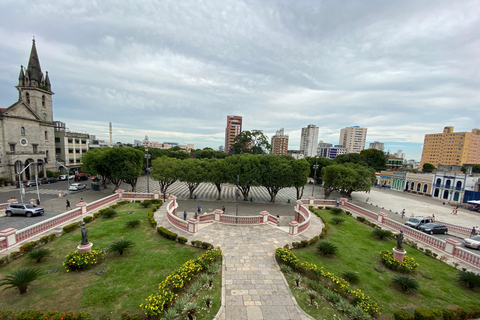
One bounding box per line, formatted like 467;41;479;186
292;209;480;317
283;272;350;320
0;202;212;318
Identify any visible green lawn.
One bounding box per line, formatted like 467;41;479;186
289;209;480;319
0;202;220;319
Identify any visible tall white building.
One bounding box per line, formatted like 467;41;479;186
369;141;384;151
300;124;319;157
339;126;367;154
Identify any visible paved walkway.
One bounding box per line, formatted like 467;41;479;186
155;201;322;320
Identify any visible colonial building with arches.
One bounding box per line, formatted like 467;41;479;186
404;173;434;197
0;40;57;182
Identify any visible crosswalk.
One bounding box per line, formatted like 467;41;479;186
120;177;320;203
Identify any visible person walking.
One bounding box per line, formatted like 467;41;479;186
336;199;340;207
197;205;201;215
183;210;187;221
401;209;405;219
471;226;476;238
432;214;435;222
454;208;458;215
66;199;71;210
222;206;226;214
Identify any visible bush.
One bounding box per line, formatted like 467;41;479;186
380;251;418;273
341;270;359;284
157;227;178;241
0;268;42;294
101;208;117;218
316;241;338;257
83;216;93;223
292;242;302;249
300;240;309;247
19;241;37;254
38;234;56;244
325;206;332;210
140;200;151;208
345;211;352;216
414;308;442;320
177;236;188;244
63;222;79;233
393;310;414;320
392;275;419;293
457;270;480;289
330;217;345;225
372;229;393;240
309;236;319;245
147;211;156;228
93;212;101;219
330;207;343;215
356;216;367;223
125;219;141;228
63;250;105;272
108;239;135;256
27;248;51;263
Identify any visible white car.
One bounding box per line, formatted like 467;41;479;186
69;183;87;191
464;236;480;250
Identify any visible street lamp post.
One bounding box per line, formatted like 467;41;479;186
17;162;38;203
311;158;319;197
145;148;151;193
235;174;239;219
56;160;71;195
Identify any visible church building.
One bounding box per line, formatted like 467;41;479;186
0;39;57;183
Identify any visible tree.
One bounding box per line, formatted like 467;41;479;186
258;155;294;202
177;158;207;199
225;154;260;201
229;130;271;155
305;156;335;181
194;148;228;159
360;149;387;171
0;268;42;294
334;153;367;167
473;164;480;174
291;158;311;200
107;148;144;191
150;156;181;195
81;148;110;188
205;159;229;200
422;163;436;173
322;163;375;198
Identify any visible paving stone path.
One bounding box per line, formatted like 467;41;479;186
155;202;323;320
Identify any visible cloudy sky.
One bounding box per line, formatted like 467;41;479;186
1;0;479;160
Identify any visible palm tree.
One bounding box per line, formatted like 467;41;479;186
27;248;52;263
0;268;42;294
108;239;135;256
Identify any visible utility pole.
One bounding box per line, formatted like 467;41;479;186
311;157;319;197
145;148;151;193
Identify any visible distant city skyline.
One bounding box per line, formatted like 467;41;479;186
1;1;478;162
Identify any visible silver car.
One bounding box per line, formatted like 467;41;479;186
464;236;480;250
5;203;45;217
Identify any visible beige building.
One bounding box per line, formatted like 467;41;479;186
271;128;289;155
420;126;480;169
0;40;57;182
54;121;90;173
339;126;367;154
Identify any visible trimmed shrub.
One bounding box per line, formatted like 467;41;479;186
38;234;56;244
140;200;151;208
341;270;359;284
292;242;302;249
316;241;338;257
201;242;214;249
330;217;346;225
19;241;37;254
125;219;141;228
325;206;332;210
330;207;343;215
309;236;319;245
372;229;393;240
300;240;309;247
356;216;367;223
108;239;135;256
345;211;352;216
414;308;442;320
457;270;480;289
392;275;419;293
177;237;188;244
393;310;414;320
63;222;79;233
157;227;178;241
93;212;101;219
101;208;117;218
191;240;202;247
147;211;156;228
83;216;93;223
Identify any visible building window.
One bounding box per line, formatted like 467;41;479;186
21;127;26;136
55;137;60;143
55;148;61;154
46;150;49;160
45;131;48;140
9;144;15;152
26;92;30;104
75;139;80;143
68;138;73;143
33;144;38;153
42;95;45;107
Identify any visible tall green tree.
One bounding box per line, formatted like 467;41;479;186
225;154;260;201
291;158;311;200
334;153;367;167
305;156;335;180
150;156;181;195
194;148;228;159
258;155;294;202
107;147;144;192
360;149;387;171
322;163;375;198
205;158;229;200
177;158;207;199
229;130;271;155
81;148;111;188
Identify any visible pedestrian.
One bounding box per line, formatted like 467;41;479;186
476;226;479;235
336;199;340;207
454;208;458;215
471;226;476;238
183;210;187;221
432;214;435;222
222;206;226;214
276;215;280;226
194;211;198;220
197;205;201;215
401;209;405;219
66;199;71;210
452;207;455;215
36;198;40;206
80;197;84;203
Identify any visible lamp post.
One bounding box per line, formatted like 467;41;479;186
311;158;319;197
17;162;38;203
145;148;151;193
56;160;71;195
235;174;239;220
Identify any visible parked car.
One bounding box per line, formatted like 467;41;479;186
58;175;68;181
68;175;75;180
5;203;45;217
24;180;38;187
464;236;480;250
69;183;87;191
405;216;433;229
41;177;58;184
418;223;448;235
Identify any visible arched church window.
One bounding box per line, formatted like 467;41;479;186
45;131;48;140
21;127;25;136
42;95;45;107
26;92;30;104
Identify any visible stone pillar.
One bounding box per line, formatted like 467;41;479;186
341;197;347;206
214;209;223;221
77;202;87;215
260;211;269;223
289;221;299;235
153;190;160;199
393;247;406;262
188;218;199;234
115;189;124;198
445;238;460;255
0;228;17;248
308;196;314;206
378;212;387;223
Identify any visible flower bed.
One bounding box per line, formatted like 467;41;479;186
380;251;418;273
63;250;106;272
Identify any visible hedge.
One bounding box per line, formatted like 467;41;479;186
157;227;178;241
63;222;79;233
83;216;93;223
177;236;188;244
19;241;37;254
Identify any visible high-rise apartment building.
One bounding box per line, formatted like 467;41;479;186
420;126;480;169
300;124;319;157
369;141;384;151
271;128;289;155
339;126;367;154
318;141;347;159
225;115;242;153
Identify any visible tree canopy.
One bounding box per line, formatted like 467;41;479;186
322;163;376;198
422;163;436;173
229;130;271;155
359;149;387;171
